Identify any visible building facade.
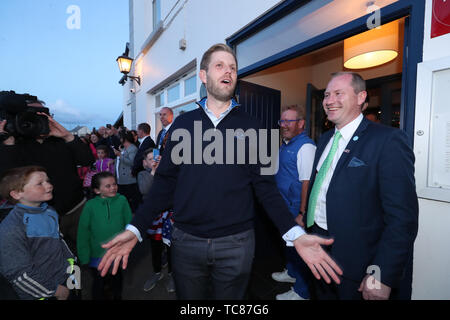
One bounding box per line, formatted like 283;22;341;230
122;0;450;299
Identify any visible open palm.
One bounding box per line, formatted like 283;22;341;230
293;234;343;284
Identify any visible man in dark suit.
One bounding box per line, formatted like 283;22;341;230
156;107;173;155
132;122;156;177
305;72;418;300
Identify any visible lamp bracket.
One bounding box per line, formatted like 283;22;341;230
118;75;141;86
127;76;141;86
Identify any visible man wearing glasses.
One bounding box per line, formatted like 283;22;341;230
272;106;316;300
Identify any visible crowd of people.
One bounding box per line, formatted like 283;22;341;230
0;88;176;299
0;43;418;301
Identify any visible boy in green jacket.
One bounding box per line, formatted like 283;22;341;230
77;171;132;300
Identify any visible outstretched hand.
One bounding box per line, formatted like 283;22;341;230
293;234;343;284
98;230;138;277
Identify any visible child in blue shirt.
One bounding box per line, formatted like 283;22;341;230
0;166;76;300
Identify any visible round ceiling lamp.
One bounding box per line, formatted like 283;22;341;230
344;20;399;69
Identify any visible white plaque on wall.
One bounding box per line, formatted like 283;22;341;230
428;68;450;189
415;57;450;202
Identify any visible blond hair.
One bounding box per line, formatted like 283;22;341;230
200;43;237;72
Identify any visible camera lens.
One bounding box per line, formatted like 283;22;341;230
15;112;49;138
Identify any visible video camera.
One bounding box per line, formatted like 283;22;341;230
0;90;50;139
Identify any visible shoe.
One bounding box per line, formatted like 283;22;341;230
143;272;164;292
166;273;175;293
271;269;296;283
276;287;308;300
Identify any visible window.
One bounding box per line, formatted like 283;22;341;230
184;75;197;96
167;84;180;103
152;0;161;31
153;71;197;130
155;92;164;108
173;101;198;118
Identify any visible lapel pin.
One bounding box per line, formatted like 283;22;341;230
353;136;359;141
344;149;350;153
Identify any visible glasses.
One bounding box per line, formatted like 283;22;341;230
278;119;301;126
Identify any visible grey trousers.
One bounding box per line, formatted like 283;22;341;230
171;227;255;300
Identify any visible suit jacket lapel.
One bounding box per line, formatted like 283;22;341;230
314;131;334;169
307;119;371;198
332;118;370;178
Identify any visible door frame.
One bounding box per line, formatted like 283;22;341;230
305;83;324;142
227;0;425;146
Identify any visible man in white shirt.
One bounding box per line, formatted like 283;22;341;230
305;72;418;300
272;106;316;300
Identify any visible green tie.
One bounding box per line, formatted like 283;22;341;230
307;131;342;228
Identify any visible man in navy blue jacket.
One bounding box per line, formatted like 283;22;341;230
305;72;418;300
98;44;343;299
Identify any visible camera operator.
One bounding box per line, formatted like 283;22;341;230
0;91;95;254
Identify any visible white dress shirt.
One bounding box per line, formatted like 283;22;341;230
313;114;363;230
138;135;149;147
296;143;316;181
202;99;235;127
164;122;173;131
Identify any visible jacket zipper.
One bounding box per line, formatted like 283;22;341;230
196;99;240;129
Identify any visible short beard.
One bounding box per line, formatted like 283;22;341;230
206;77;235;102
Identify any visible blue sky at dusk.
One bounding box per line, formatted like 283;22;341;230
0;0;129;130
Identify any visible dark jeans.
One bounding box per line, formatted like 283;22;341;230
171;227;255;300
90;268;123;300
150;238;172;273
118;183;141;213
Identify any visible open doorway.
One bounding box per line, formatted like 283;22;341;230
240;18;405;143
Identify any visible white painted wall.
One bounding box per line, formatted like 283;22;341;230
129;0;282;139
132;0;153;55
411;0;450;300
413;199;450;299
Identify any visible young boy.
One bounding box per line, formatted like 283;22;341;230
138;150;175;293
0;166;76;300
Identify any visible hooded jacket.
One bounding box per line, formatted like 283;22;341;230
77;194;132;265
